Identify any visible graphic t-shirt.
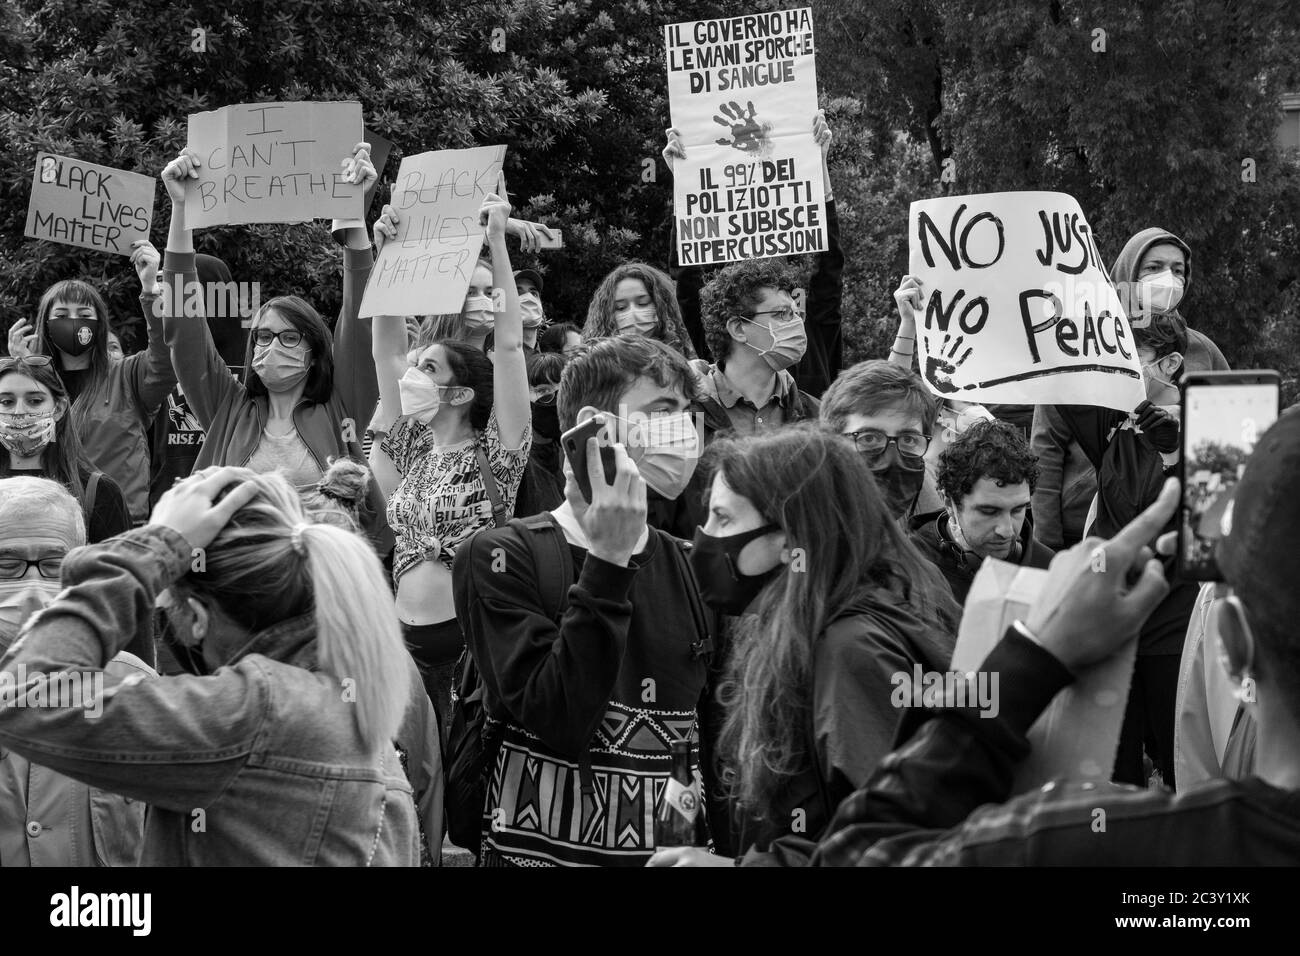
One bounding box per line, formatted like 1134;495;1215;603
383;409;531;579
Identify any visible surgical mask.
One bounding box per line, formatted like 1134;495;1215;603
0;582;59;649
398;367;468;424
610;410;701;500
252;340;311;393
741;316;807;371
47;316;98;357
463;294;496;332
867;445;928;520
520;292;545;329
690;524;782;615
1139;270;1185;316
615;306;658;335
0;412;57;458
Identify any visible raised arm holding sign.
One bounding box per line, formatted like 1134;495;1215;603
908;191;1145;412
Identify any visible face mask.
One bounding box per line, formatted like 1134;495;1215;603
741;316;807;371
463;294;496;332
610;410;701;499
47;317;98;357
867;445;928;520
1142;359;1179;390
1139;270;1185;316
252;340;311;393
520;292;545;330
0;582;59;649
690;524;782;615
0;412;57;458
531;400;561;440
615;306;658;335
398;367;468;424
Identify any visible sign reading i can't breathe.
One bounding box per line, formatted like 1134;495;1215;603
664;7;826;266
184;101;365;228
908;191;1145;411
24;153;155;256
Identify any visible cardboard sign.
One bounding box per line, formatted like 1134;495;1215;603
24;153;155;256
665;8;826;266
908;191;1145;411
358;145;506;318
951;559;1136;793
185;102;365;228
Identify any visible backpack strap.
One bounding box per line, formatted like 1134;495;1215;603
474;441;509;529
660;532;715;664
84;471;102;522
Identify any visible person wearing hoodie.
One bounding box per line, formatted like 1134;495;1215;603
1030;227;1230;552
646;426;958;867
909;419;1055;606
7;245;177;523
0;476;154;867
147;253;250;507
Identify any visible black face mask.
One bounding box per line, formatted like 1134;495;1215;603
867;446;927;520
531;400;561;440
690;523;781;615
47;317;98;357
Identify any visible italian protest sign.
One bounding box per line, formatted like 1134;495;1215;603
185;102;365;228
665;7;826;266
358;145;506;319
908;191;1145;411
25;153;155;256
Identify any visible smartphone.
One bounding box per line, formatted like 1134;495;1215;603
561;415;618;504
1178;370;1281;581
536;228;564;250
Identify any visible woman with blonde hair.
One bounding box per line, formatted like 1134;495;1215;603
0;466;441;865
584;262;696;358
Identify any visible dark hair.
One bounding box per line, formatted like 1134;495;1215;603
699;258;798;364
526;350;567;388
937;419;1040;507
820;360;939;435
244;296;335;404
1134;312;1189;363
0;359;91;500
557;336;698;433
704;424;955;824
583;262;696;358
538;322;580;353
32;279;113;424
433;339;494;431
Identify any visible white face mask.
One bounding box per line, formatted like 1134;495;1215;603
252;340;311;392
741;315;807;371
1142;357;1181;390
0;582;59;648
615;305;658;335
398;367;468;424
607;410;701;499
519;292;545;329
463;294;495;332
1139;270;1185;316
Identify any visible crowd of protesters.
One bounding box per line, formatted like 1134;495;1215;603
1;112;1297;868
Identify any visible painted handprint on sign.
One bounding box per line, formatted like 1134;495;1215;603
923;333;975;394
714;101;774;158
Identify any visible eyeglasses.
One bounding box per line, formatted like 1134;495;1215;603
0;556;63;580
745;307;803;325
846;429;931;459
0;355;53;372
252;329;305;348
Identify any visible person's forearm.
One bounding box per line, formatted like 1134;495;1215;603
888;315;917;368
167;199;193;255
488;233;521;349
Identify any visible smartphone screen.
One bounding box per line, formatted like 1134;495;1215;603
1179;372;1280;580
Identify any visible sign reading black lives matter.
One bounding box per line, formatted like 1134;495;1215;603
25;153;155;256
665;7;826;266
908;191;1145;411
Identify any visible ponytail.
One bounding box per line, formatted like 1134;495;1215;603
294;522;409;751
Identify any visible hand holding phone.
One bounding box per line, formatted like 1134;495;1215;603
561;415;647;566
561;415;618;504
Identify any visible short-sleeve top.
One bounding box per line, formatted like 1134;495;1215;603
382;408;531;580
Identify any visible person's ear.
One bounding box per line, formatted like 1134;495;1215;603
726;315;749;343
1163;352;1184;379
1213;596;1255;682
52;397;68;425
451;387;475;407
188;597;211;643
576;405;600;426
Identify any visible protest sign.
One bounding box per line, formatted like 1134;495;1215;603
25;153;155;256
951;560;1135;794
664;7;826;266
359;145;506;319
908;191;1145;411
185;102;365;228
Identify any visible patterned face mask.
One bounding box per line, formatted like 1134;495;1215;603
0;412;57;458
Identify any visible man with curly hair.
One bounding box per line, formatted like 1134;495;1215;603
909;419;1055;605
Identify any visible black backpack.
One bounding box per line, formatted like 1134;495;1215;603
445;512;715;858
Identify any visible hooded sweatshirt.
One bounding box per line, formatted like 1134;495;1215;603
1108;227;1230;371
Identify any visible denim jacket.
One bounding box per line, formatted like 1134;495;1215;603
0;526;423;866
